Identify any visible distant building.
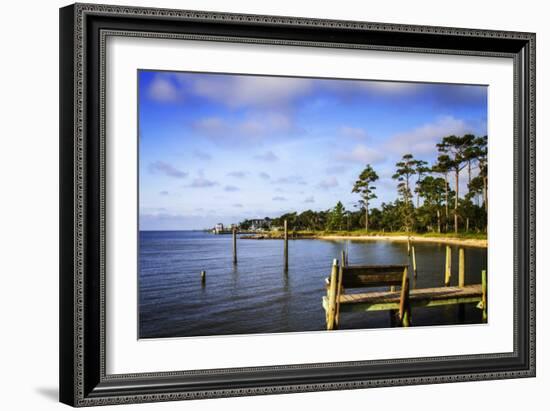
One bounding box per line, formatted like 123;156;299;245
213;223;224;234
248;218;271;231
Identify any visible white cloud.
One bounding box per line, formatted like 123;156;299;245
224;185;240;192
272;196;287;201
189;75;314;108
259;172;271;180
304;196;315;203
336;144;385;164
385;116;472;155
147;74;181;103
192;112;301;144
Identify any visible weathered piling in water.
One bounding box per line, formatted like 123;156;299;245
232;227;237;264
326;258;339;330
444;245;452;286
399;269;411;327
201;270;206;285
457;248;466;320
481;269;488;322
341;250;346;269
284;219;288;271
411;245;417;279
335;251;346;327
458;248;465;287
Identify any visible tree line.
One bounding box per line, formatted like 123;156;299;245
240;134;487;234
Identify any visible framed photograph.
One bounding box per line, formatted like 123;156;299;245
59;3;535;407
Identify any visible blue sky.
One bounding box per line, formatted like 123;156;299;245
138;70;487;230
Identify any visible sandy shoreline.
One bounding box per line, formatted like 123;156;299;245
318;234;487;248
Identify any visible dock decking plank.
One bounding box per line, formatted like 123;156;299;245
322;284;483;313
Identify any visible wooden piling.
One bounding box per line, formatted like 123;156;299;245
444;245;452;286
326;259;339;330
399;268;410;327
201;270;206;285
481;269;488;322
457;247;466;320
284;220;288;271
458;248;465;287
232;226;237;264
335;254;345;327
411;245;417;279
341;250;346;268
407;237;411;256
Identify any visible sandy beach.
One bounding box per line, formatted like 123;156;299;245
318;234;487;248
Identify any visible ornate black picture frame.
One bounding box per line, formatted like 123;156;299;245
59;3;535;407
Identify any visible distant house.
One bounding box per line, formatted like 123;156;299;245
213;223;224;234
248;218;271;231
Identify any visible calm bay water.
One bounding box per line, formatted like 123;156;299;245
139;230;487;338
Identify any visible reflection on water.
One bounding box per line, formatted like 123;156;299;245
139;231;487;338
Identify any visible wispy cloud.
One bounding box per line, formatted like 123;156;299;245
317;177;339;189
304;196;315;203
340;126;368;140
273;175;307;185
147;74;181;103
187;171;218;188
272;196;287;201
193;149;212;160
224;185;240;192
227;171;247;178
259;172;271;180
325;165;348;175
385;115;473;155
193;113;301;144
232;203;244;208
188;75;314;108
336;145;385;165
159;190;169;196
253;151;279;162
149;161;188;178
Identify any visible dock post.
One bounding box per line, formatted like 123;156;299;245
232;226;237;265
326;259;339;330
407;237;411;256
284;220;288;271
341;250;346;268
481;269;488;322
458;248;465;287
411;245;417;279
201;270;206;285
399;268;410;327
335;254;345;327
444;245;452;286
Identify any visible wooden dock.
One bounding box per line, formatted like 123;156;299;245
323;284;483;312
322;248;487;330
